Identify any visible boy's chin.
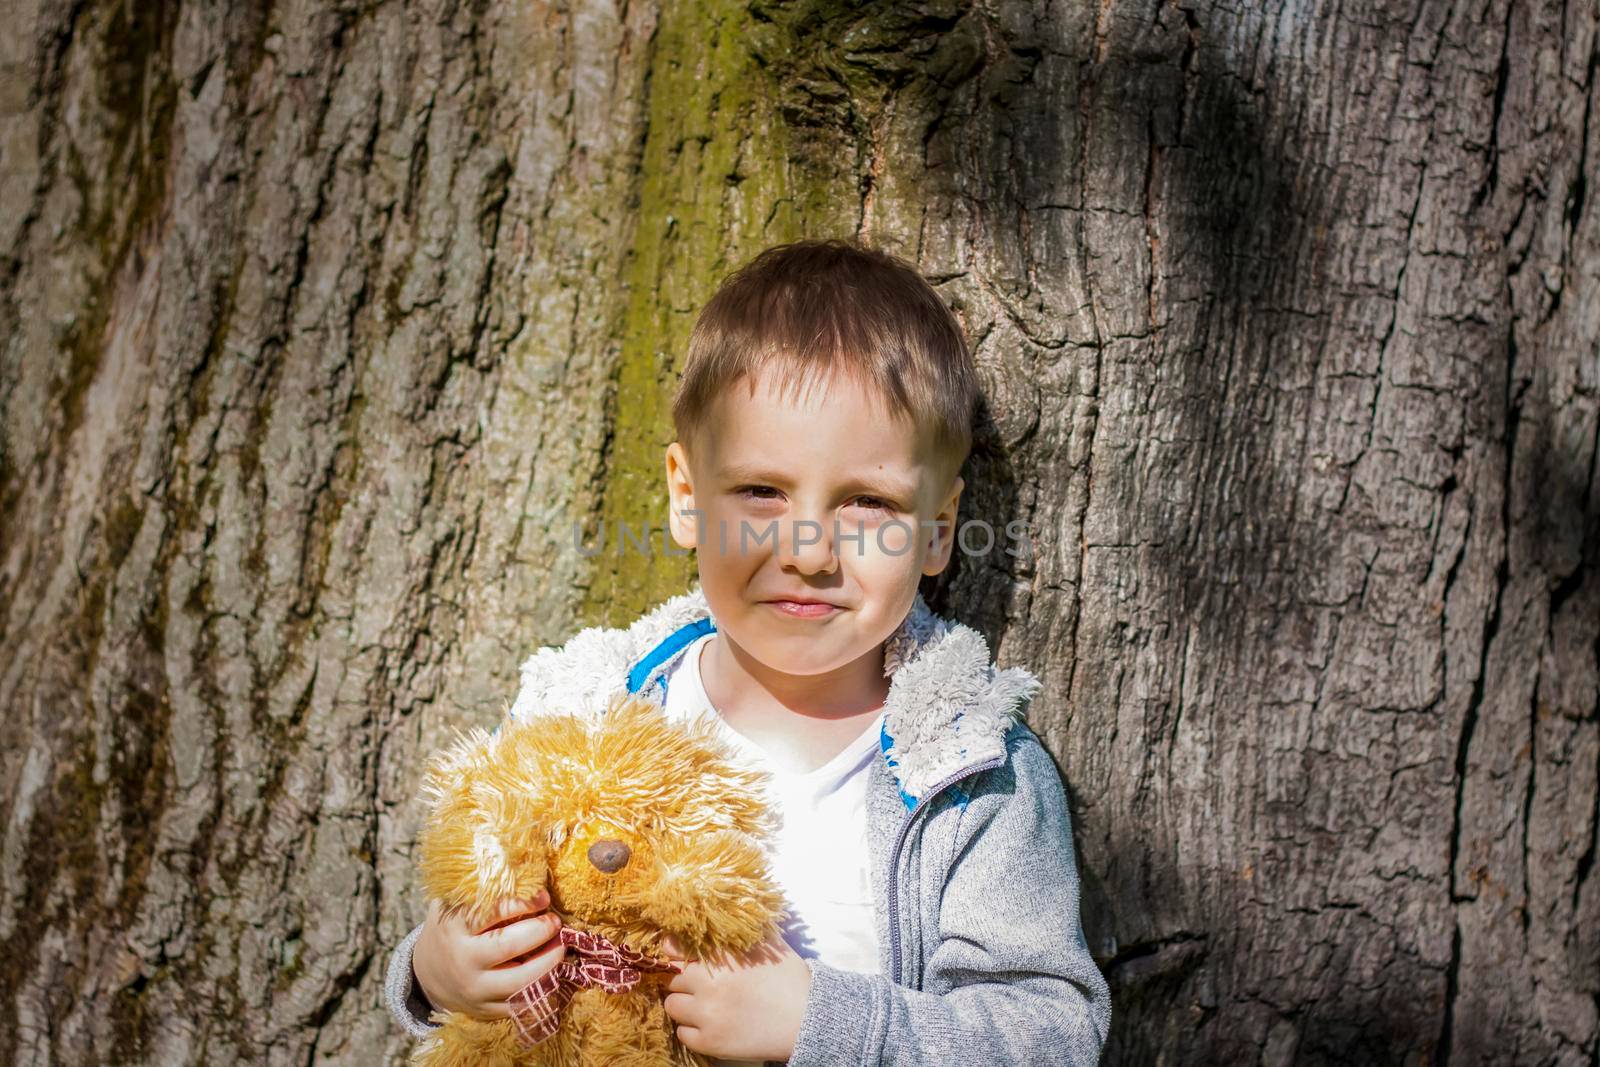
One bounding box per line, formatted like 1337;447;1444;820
739;628;877;677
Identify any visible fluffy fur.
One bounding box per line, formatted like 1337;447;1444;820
412;694;784;1067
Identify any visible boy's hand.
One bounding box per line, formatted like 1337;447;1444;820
660;929;813;1062
412;890;565;1020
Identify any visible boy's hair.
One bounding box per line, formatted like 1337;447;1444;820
672;238;978;484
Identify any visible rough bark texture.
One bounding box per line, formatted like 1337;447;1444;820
0;0;1594;1065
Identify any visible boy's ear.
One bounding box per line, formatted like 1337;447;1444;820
922;474;964;576
664;442;700;551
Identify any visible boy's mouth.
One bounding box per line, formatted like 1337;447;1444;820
763;598;840;618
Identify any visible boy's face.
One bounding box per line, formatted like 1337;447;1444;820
664;364;963;680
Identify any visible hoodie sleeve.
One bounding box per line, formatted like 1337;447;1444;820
786;726;1111;1066
384;922;442;1040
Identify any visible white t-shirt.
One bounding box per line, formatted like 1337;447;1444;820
659;632;883;979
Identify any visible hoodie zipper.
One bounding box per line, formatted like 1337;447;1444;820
886;754;1006;986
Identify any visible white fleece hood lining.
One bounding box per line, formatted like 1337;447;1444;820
507;586;1041;802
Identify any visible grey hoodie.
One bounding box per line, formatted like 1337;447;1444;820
384;587;1111;1064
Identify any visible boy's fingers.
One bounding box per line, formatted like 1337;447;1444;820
478;935;568;1004
473;912;563;968
662;990;699;1024
491;898;529;924
674;1025;705;1054
469;889;551;935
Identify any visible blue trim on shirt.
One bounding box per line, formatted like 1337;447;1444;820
625;616;717;698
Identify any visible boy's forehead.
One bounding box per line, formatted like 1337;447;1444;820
687;372;945;488
711;364;914;436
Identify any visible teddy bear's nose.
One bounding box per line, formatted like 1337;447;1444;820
587;838;631;874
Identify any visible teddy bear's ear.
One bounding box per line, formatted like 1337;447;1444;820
637;831;786;964
420;725;497;806
683;765;778;838
417;721;551;925
419;790;550;926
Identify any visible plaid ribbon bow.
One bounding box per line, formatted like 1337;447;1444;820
507;925;680;1047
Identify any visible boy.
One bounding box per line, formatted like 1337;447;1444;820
384;239;1112;1064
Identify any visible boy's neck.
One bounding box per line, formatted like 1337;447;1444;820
700;631;890;726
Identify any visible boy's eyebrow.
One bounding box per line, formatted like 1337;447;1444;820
717;462;919;502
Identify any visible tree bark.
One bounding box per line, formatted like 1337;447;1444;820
0;0;1593;1065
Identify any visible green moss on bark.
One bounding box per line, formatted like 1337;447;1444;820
578;0;867;627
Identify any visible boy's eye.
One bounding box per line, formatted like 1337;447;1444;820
734;486;898;512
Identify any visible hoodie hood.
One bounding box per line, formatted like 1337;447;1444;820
507;585;1042;803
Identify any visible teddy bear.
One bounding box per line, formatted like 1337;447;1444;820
410;692;787;1067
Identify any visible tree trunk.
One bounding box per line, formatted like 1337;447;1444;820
0;0;1593;1064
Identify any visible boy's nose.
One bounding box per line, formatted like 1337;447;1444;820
587;838;631;873
778;518;838;575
